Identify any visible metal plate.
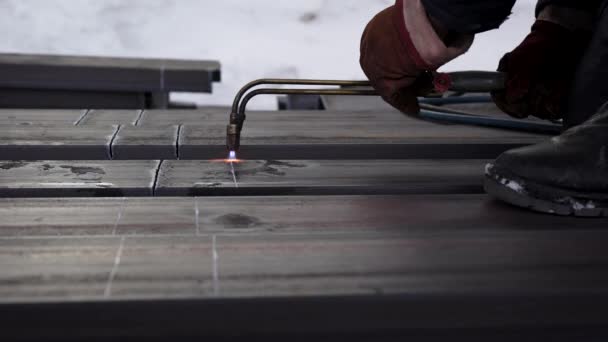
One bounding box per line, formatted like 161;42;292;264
0;160;160;197
0;197;123;236
155;159;488;196
137;109;227;126
77;109;142;126
116;197;196;235
0;109;86;126
1;195;608;340
111;125;179;160
3;195;607;237
1;195;607;302
179;112;546;159
0;109;548;160
0;125;117;160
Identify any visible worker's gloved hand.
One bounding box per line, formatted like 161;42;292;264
492;9;593;121
360;0;473;115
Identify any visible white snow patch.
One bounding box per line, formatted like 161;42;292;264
484;163;494;175
558;197;596;211
486;163;526;194
499;178;525;194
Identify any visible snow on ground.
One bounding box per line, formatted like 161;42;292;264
0;0;536;109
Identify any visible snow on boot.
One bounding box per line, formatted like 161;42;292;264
485;104;608;217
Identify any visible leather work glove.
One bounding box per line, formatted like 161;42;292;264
360;0;474;115
492;7;593;122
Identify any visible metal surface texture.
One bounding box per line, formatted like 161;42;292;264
2;68;603;341
0;125;118;160
1;195;607;236
76;109;142;126
181;117;545;160
111;125;179;160
0;160;160;197
0;159;485;197
0;109;548;160
0;109;86;126
154;159;487;196
1;195;608;340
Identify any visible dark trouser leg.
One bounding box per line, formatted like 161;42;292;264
483;1;608;217
565;1;608;127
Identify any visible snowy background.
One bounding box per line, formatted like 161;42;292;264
0;0;536;109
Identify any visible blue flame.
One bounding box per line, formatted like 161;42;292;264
228;151;237;160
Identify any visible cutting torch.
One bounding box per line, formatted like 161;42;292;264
226;71;506;156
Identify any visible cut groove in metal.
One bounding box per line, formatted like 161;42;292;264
108;125;122;160
133;109;145;126
175;124;182;160
73;109;90;126
151;160;164;196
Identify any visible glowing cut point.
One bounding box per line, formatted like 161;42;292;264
228;151;237;160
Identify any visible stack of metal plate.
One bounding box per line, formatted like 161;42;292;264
1;102;607;341
0;53;221;109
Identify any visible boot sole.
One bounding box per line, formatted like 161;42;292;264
484;164;608;217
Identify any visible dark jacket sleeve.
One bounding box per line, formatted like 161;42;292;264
421;0;604;35
535;0;604;16
421;0;516;34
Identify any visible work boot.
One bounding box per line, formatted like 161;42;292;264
485;103;608;217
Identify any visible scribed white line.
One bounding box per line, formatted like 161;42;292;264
0;233;200;240
0;229;392;241
212;235;219;296
194;198;200;235
229;162;238;188
104;236;126;299
0;230;385;241
111;198;127;236
40;182;115;187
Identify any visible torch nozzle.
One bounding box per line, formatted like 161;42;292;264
226;123;240;153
